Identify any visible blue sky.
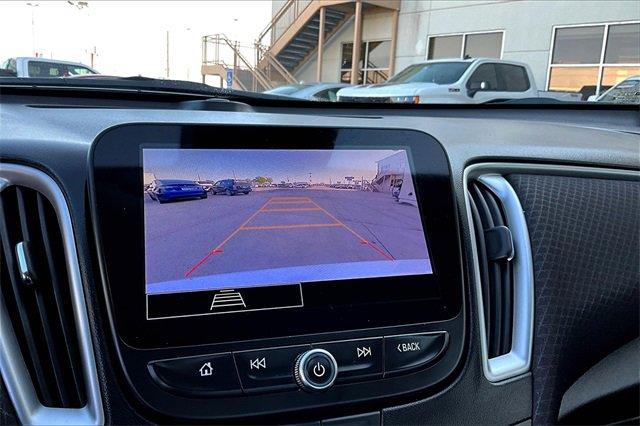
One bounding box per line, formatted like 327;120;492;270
143;149;402;183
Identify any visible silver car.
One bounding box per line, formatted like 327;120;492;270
264;83;351;101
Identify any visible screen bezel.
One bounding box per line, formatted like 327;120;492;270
90;124;463;348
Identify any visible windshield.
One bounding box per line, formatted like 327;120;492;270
1;1;638;105
386;62;471;85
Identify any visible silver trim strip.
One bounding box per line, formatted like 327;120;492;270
0;164;104;425
464;162;639;383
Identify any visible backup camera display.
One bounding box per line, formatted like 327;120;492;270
143;149;432;319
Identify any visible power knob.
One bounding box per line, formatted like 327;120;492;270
294;349;338;391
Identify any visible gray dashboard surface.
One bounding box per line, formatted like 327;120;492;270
0;99;638;424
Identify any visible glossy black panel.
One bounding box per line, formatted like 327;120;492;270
90;125;463;349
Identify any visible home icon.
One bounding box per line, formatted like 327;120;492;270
199;362;213;377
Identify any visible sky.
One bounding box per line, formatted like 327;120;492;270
143;149;402;184
0;1;272;82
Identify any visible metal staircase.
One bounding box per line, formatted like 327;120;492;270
201;0;399;90
257;2;352;74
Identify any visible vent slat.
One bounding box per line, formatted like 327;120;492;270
0;185;86;409
500;261;513;355
37;193;85;406
17;187;72;406
32;288;69;406
470;181;514;359
480;188;505;357
0;191;55;406
468;188;492;347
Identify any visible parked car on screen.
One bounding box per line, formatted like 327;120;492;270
293;182;310;188
212;179;252;195
264;82;351;101
196;180;215;192
148;179;207;203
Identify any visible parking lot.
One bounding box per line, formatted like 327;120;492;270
144;188;431;290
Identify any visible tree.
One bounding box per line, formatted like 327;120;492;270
253;176;272;184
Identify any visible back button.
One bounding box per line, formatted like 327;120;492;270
384;332;448;376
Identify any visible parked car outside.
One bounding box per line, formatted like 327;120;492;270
293;182;310;188
337;58;581;104
148;179;207;203
212;179;252;195
589;76;640;104
0;57;99;78
264;82;351;101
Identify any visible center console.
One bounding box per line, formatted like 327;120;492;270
90;125;465;422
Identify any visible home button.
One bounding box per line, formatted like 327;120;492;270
148;353;241;396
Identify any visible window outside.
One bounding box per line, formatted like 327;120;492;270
548;22;640;99
428;31;503;60
340;40;390;84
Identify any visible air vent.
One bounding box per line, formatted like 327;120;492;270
0;164;102;425
465;171;533;382
468;180;514;358
0;185;86;407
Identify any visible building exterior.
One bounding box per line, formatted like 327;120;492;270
256;0;639;99
373;151;417;206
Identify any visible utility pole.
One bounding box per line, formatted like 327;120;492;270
166;30;170;79
27;3;39;57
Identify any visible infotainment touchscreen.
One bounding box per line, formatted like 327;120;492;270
143;149;432;320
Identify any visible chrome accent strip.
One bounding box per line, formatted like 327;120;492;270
0;164;104;425
464;162;639;383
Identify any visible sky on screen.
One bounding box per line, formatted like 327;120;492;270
143;149;401;183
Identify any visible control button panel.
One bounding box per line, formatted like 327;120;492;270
314;338;383;382
234;345;310;393
295;349;338;391
148;332;447;397
148;353;241;396
384;332;448;376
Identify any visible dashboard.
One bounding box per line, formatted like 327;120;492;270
0;90;638;425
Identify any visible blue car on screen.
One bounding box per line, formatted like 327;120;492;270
148;179;207;203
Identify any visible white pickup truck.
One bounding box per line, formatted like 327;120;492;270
337;58;581;104
0;57;98;78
